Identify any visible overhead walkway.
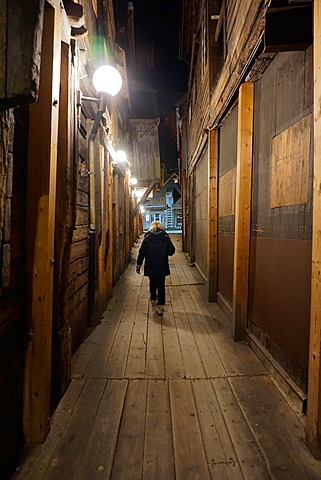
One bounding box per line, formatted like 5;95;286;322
12;235;321;480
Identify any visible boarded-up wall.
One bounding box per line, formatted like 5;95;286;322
0;108;27;476
67;119;89;352
194;148;208;278
249;48;313;391
218;105;238;303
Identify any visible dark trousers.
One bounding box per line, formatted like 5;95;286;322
149;276;166;305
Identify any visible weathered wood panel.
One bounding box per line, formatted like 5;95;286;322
24;4;61;443
219;167;236;217
0;0;44;107
232;82;254;341
0;105;28;476
0;0;6;102
130;120;161;182
52;40;73;401
218;105;237;303
307;1;321;457
70;239;88;263
188;65;210;171
271;114;311;208
209;0;268;128
195;147;208;280
249;49;313;389
207;129;218;301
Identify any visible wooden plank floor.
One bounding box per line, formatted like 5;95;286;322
13;235;321;480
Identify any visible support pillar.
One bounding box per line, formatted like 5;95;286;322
232;82;254;342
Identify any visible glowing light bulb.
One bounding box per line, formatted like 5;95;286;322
115;150;127;162
93;65;122;96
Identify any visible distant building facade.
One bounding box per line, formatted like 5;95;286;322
143;175;182;231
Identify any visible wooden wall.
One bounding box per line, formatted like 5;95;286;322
0;108;27;477
67;120;89;351
0;0;44;108
113;170;126;284
186;0;210;173
0;0;137;474
194;147;208;279
249;48;313;391
209;0;268;127
217;105;238;304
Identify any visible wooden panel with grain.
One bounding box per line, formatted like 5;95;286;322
170;379;211;480
219;167;236;217
307;0;321;457
271;114;311;208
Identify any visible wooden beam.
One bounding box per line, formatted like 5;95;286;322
52;41;72;399
214;0;225;43
124;172;130;265
207;129;218;302
306;0;321;459
232;82;254;342
106;158;114;298
188;171;196;264
0;0;7;99
131;178;158;218
98;145;107;315
24;4;61;442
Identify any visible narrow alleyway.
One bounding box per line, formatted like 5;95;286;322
12;235;321;480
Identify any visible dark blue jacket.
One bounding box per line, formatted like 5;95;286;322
137;230;175;277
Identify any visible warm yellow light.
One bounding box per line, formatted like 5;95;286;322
93;65;122;96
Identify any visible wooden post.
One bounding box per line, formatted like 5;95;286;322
98;144;106;314
307;1;321;458
207;129;219;301
124;172;130;265
24;4;61;442
113;172;119;282
106;159;113;298
189;170;196;264
52;40;72;399
232;82;254;342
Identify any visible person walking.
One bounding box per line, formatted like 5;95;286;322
136;221;175;316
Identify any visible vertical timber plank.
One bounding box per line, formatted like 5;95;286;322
232;82;254;342
307;1;321;458
0;0;6;98
143;380;175;479
111;380;148;480
77;379;128;480
24;4;61;443
207;129;218;301
98;144;106;314
170;379;211;480
106;158;113;298
125;172;130;265
53;40;72;399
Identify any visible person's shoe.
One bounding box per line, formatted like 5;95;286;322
156;305;164;316
151;300;157;306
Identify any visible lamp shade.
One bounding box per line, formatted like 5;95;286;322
93;65;122;96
